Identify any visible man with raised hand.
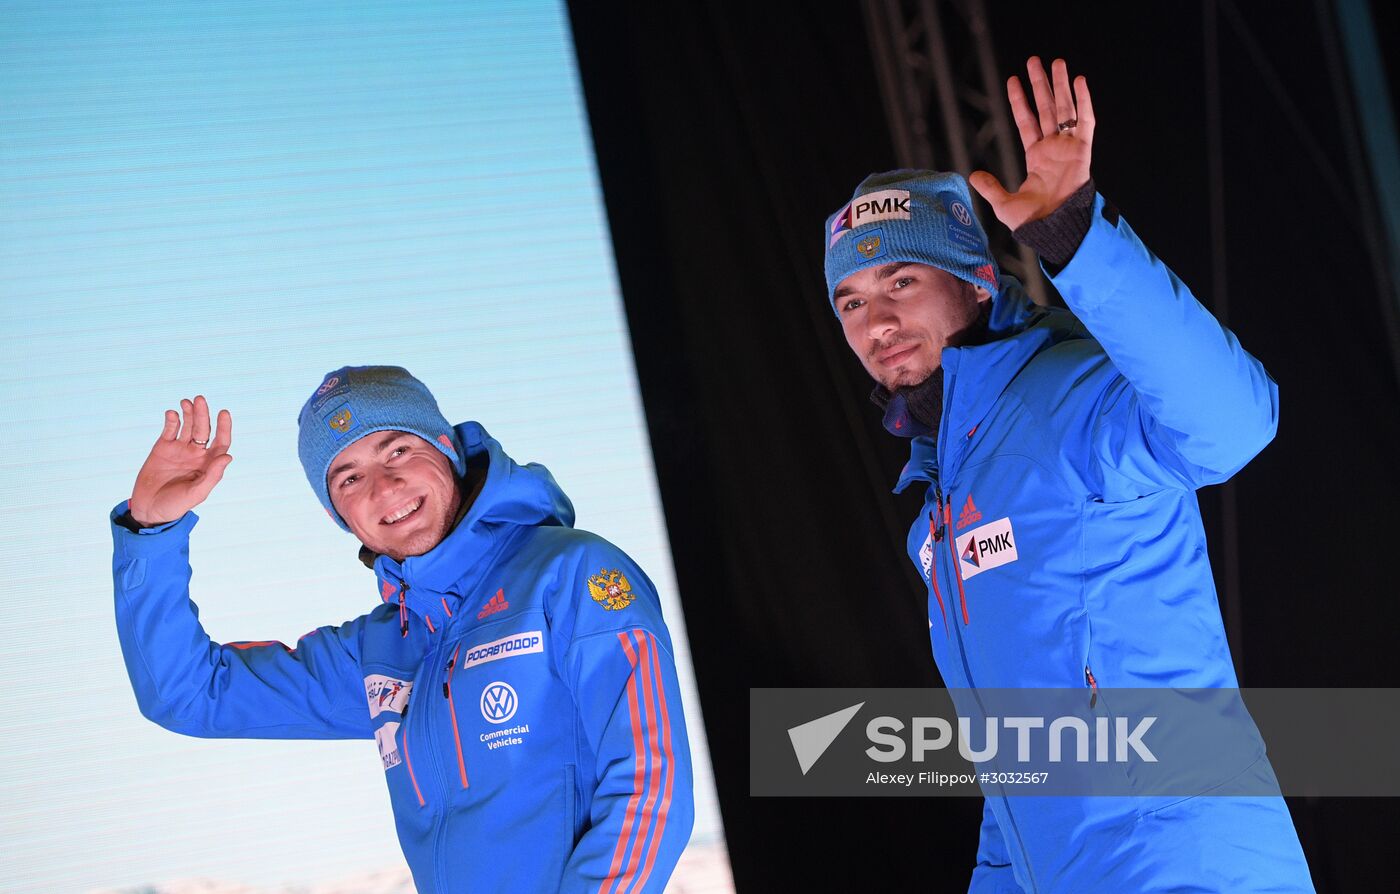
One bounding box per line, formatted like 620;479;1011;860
824;58;1312;891
111;366;693;893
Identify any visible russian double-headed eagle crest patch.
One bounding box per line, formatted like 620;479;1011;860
587;569;635;611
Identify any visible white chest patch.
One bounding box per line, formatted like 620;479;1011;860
954;517;1019;579
365;675;413;719
918;533;934;581
375;721;401;770
462;630;544;670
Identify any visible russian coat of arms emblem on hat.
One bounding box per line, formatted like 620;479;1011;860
856;233;883;259
328;407;353;433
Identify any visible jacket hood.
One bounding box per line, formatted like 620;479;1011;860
895;275;1088;493
370;421;575;628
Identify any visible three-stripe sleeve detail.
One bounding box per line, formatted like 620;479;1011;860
600;630;676;894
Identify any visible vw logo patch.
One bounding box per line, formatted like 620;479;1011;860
480;681;518;724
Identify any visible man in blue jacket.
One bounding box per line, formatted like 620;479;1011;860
111;366;694;893
824;57;1312;891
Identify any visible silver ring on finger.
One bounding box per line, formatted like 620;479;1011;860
1057;118;1078;133
193;438;209;447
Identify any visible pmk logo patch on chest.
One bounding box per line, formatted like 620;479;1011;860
954;517;1018;579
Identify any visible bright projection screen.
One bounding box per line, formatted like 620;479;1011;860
1;2;731;891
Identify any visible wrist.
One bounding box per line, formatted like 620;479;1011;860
126;505;159;528
1012;179;1097;271
121;502;177;531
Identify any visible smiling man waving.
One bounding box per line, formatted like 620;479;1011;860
110;365;694;893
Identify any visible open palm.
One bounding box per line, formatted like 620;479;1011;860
970;57;1095;231
128;395;234;526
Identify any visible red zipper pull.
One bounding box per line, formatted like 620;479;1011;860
927;513;948;635
1085;665;1099;708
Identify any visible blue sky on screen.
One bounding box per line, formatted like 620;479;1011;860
0;2;725;890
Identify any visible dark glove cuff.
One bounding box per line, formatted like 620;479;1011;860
115;507;180;534
1012;179;1097;270
115;510;149;533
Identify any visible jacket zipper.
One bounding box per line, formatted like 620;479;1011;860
401;689;426;807
1085;665;1099;709
935;349;1036;889
934;351;1036;889
392;570;455;892
928;510;948;634
933;485;1032;888
422;632;453;894
945;494;970;625
442;644;470;789
391;574;430;808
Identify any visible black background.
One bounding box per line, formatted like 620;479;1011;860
568;1;1400;890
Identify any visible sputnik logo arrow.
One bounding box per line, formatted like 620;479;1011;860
787;702;865;775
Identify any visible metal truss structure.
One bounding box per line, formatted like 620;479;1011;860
860;0;1048;305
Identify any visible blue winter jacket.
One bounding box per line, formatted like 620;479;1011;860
895;195;1312;893
111;423;694;893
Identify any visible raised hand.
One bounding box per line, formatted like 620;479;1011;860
970;57;1095;231
128;395;234;527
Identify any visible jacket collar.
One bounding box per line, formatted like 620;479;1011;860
367;421;575;631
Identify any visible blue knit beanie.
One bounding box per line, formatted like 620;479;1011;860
823;170;1000;314
297;366;466;531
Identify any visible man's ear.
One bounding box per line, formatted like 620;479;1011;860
974;285;992;303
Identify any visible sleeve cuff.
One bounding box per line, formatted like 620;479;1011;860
111;500;197;558
1045;191;1137;312
1012;179;1098;271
